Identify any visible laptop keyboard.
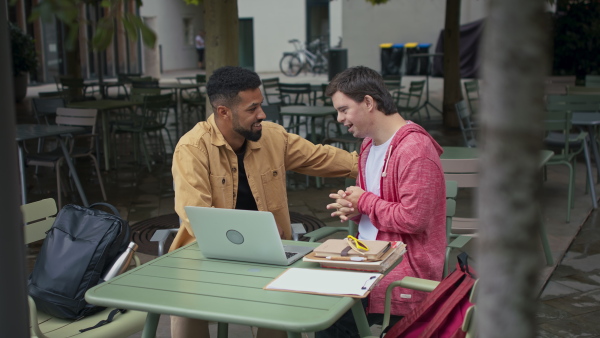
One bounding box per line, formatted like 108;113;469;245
285;251;297;259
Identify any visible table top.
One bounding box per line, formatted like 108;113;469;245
15;124;85;142
281;106;337;116
159;83;202;89
440;146;478;160
85;241;357;333
572;112;600;125
68;99;138;110
442;146;554;168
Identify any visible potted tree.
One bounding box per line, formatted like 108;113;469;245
10;22;38;102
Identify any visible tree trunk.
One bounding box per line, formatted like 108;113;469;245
477;0;549;336
442;0;462;128
203;0;239;117
204;0;239;77
0;0;30;335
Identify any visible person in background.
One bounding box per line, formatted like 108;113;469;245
170;66;358;338
195;30;205;69
318;66;446;337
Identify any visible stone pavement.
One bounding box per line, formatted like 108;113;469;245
19;69;600;337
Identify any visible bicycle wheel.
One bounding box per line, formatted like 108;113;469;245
280;54;303;77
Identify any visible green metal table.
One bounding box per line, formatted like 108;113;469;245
69;99;138;171
86;241;373;338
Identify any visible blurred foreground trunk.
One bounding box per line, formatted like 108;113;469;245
477;0;549;336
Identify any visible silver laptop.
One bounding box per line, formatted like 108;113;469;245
185;206;313;265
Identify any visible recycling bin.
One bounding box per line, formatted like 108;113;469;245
329;48;348;81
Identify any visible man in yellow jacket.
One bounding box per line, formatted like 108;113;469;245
170;66;358;338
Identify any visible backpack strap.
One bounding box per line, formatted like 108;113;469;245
79;309;127;333
89;203;121;217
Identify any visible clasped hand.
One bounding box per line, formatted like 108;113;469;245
326;186;364;222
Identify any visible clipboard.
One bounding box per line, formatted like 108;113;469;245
263;268;383;298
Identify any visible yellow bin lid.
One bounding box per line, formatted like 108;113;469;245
379;43;393;48
404;42;418;48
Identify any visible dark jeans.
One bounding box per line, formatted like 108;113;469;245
315;298;403;338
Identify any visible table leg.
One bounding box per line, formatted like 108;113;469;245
351;299;372;338
287;332;302;338
217;322;228;338
310;117;322;189
587;127;600;182
18;144;27;205
141;312;160;338
101;110;111;171
58;138;89;207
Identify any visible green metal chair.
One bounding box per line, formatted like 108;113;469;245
261;77;286;106
23;198;146;338
585;74;600;88
394;80;425;122
365;276;477;338
463;79;480;115
454;100;478;148
543;110;591;223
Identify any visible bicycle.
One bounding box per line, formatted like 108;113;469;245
279;38;328;77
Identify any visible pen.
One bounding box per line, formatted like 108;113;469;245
325;256;367;262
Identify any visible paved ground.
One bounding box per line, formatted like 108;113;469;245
20;69;600;337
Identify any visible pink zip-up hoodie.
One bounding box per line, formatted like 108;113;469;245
355;122;446;316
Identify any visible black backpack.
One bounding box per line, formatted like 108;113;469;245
28;203;131;319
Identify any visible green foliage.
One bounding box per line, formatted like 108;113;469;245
10;22;38;76
552;0;600;77
28;0;156;52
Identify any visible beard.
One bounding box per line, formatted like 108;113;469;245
234;125;262;142
232;117;263;142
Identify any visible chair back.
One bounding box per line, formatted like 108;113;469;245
262;77;283;105
383;74;403;94
59;77;89;102
21;198;58;244
463;80;479;115
32;97;65;125
196;74;207;84
117;73;142;83
56;108;99;154
543;110;573;156
396;80;425;110
278;82;312;105
544;75;576;95
131;77;159;88
263;105;283;125
586;74;600;88
546;94;600;112
441;158;479;188
566;85;600;95
142;93;173;128
454;100;477;148
130;87;162;103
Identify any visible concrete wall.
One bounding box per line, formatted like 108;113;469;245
238;0;305;73
140;1;204;73
341;0;489;71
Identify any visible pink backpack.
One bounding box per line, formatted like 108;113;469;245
384;253;476;338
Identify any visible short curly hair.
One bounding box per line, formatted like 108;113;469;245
326;66;397;115
207;66;262;109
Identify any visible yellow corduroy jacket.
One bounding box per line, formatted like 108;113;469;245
170;114;358;251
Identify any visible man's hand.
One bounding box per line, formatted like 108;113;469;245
326;188;361;222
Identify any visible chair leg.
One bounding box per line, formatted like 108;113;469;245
566;162;574;223
55;161;62;210
582;139;598;209
90;154;107;201
139;133;152;172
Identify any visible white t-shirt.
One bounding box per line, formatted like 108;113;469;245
358;135;394;240
195;35;204;49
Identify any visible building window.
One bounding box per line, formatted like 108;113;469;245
183;18;194;47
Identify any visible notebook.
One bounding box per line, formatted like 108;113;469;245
184;206;313;265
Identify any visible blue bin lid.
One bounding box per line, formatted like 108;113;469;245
392;43;404;48
418;43;432;48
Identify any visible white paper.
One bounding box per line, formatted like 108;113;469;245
265;268;382;296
